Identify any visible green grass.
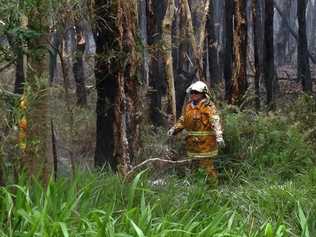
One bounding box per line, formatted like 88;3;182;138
0;167;315;236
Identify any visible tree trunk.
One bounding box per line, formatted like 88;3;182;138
311;2;316;56
297;0;312;93
14;44;25;95
94;0;117;170
181;0;210;81
274;1;316;64
138;0;149;87
48;30;61;84
224;0;233;99
115;0;141;175
228;0;248;105
0;155;4;186
162;0;177;122
94;0;141;174
147;0;165;126
207;0;219;84
25;7;53;183
73;25;87;106
264;0;275;109
252;0;261;110
9;15;28;94
275;1;291;66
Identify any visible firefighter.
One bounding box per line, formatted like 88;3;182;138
167;81;224;177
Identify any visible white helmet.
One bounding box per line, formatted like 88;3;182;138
186;81;209;94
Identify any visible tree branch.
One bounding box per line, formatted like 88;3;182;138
126;157;204;178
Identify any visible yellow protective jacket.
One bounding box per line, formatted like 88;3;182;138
174;99;223;159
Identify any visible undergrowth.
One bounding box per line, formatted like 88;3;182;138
0;95;315;236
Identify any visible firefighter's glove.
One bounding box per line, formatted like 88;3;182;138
217;137;225;148
167;127;175;137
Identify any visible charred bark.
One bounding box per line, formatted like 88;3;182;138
275;1;291;65
264;0;275;109
94;1;117;170
73;25;87;106
297;0;312;93
207;0;220;84
311;2;316;55
138;0;149;86
274;1;315;64
94;0;141;173
252;0;261;110
14;44;25;95
147;0;166;126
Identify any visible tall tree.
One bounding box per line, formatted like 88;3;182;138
138;0;149;87
311;2;316;55
264;0;275;109
224;0;233;99
252;0;263;110
94;0;141;174
207;0;220;84
228;0;248;105
181;0;210;81
275;1;291;65
73;24;87;106
94;1;118;169
297;0;312;93
25;0;53;182
147;0;166;126
162;0;176;122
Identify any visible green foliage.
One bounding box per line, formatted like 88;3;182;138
0;168;315;236
222;104;315;180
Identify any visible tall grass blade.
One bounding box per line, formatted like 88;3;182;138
58;222;69;237
130;219;145;237
128;170;146;209
297;202;310;237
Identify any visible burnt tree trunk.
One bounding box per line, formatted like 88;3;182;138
224;0;233;99
147;0;166;126
275;1;291;66
94;1;117;170
207;0;219;84
73;26;88;106
138;0;149;86
274;2;316;65
228;0;248;105
297;0;312;93
311;2;316;56
94;0;141;174
264;0;275;109
14;44;25;95
252;0;261;110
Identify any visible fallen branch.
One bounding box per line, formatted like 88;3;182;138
126;157;203;179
